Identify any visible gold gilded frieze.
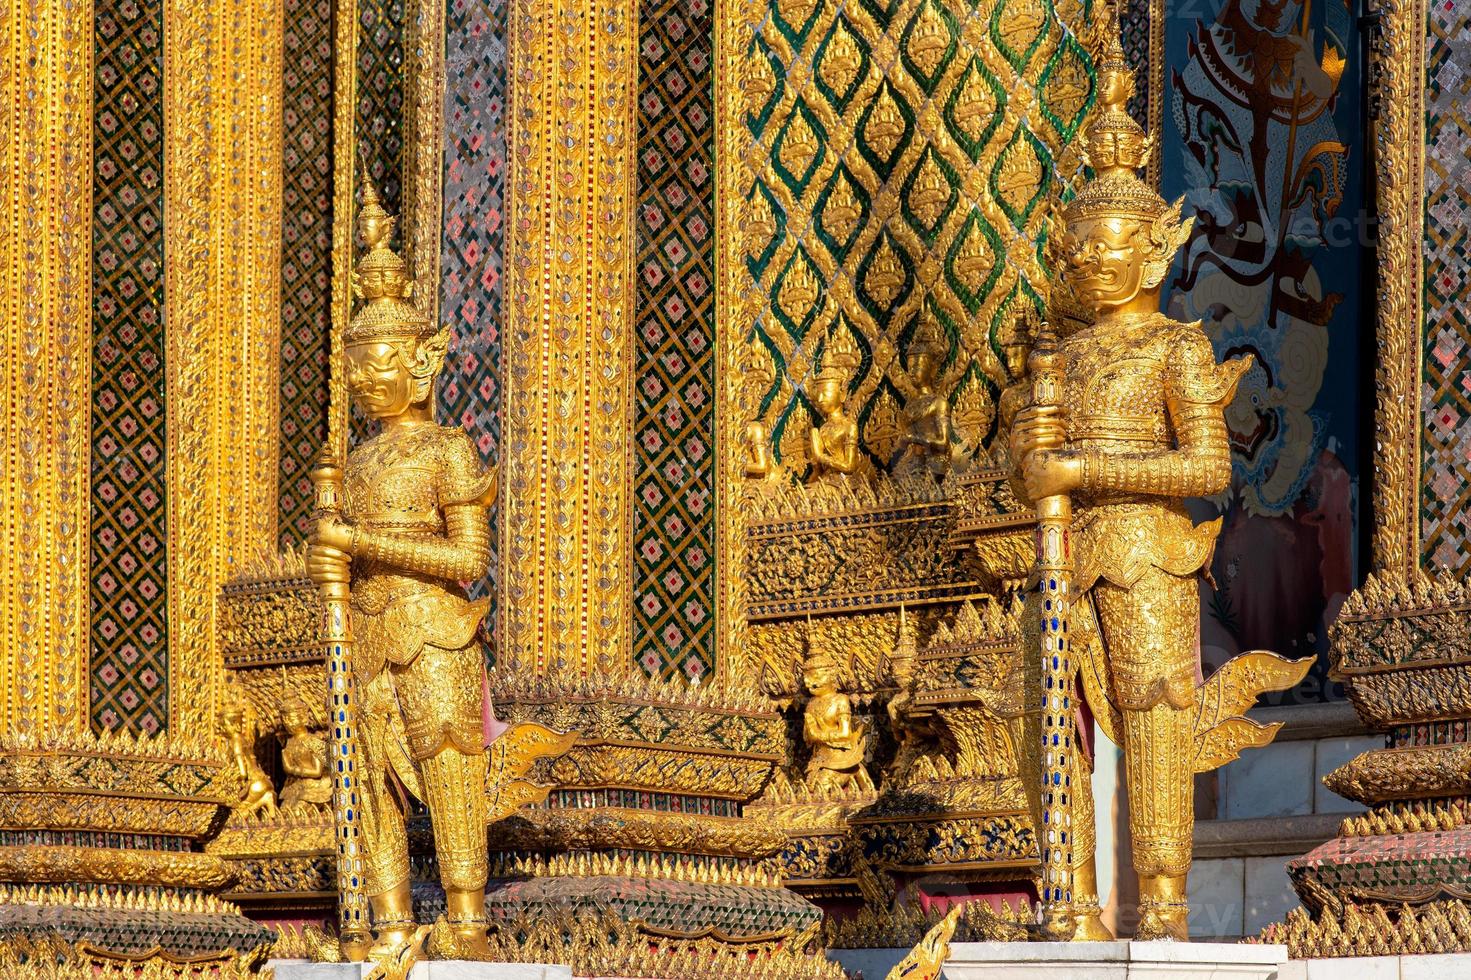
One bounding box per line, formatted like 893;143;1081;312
0;846;232;891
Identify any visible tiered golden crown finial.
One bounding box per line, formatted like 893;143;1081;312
345;179;433;345
804;615;840;674
891;604;918;669
1061;2;1168;225
816;318;861;390
909;308;947;358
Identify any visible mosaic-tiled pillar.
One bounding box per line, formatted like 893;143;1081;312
90;0;171;732
1420;1;1471;574
434;0;509;612
278;0;337;549
631;0;719;683
498;0;640;676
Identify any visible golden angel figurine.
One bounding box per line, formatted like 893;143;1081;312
304;184;536;958
808;325;862;486
893;311;953;480
802;636;874;795
221;681;276;817
1005;18;1309;941
278;693;332;812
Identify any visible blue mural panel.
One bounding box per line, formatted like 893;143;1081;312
1159;0;1366;703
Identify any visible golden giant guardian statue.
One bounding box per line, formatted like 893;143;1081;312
306;185;572;960
1005;21;1311;942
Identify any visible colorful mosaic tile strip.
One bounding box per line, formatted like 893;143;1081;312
0;830;192;851
438;0;508;613
0;903;272;958
357;0;406;213
1290;824;1471;904
1422;3;1471;572
1118;0;1150;125
542;787;739;818
476;875;822;937
1393;720;1471;748
632;0;719;682
91;0;169;735
277;0;335;549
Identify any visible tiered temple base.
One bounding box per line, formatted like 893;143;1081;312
1275;574;1471;956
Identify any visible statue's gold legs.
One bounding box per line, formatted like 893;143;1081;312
419;744;492;955
417;747;489;891
1122;701;1194;941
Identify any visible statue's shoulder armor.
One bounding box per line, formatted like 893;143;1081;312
1161;318;1252;406
428;424;496;507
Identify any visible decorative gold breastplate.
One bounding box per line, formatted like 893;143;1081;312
1063;329;1173;452
345;430;453;614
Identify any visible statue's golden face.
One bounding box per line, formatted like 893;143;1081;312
1062;216;1149;312
346;341;416;419
1098;71;1131;111
804;664;836;693
812;379;844;416
909;350;939;385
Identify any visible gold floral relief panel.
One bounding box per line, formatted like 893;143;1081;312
730;0;1099;481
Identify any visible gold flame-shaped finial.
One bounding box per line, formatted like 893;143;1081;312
345;178;432;344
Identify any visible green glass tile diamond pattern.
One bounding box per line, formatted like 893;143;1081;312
733;0;1099;480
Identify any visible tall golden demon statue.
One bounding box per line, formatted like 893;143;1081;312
306;184;571;960
1004;23;1310;942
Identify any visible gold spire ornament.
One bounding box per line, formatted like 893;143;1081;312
307;180;573;965
1007;2;1311;942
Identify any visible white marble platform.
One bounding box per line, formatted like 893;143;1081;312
269;961;571;979
941;940;1289;979
1282;953;1471;979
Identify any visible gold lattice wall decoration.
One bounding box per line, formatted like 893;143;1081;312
732;0;1100;477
